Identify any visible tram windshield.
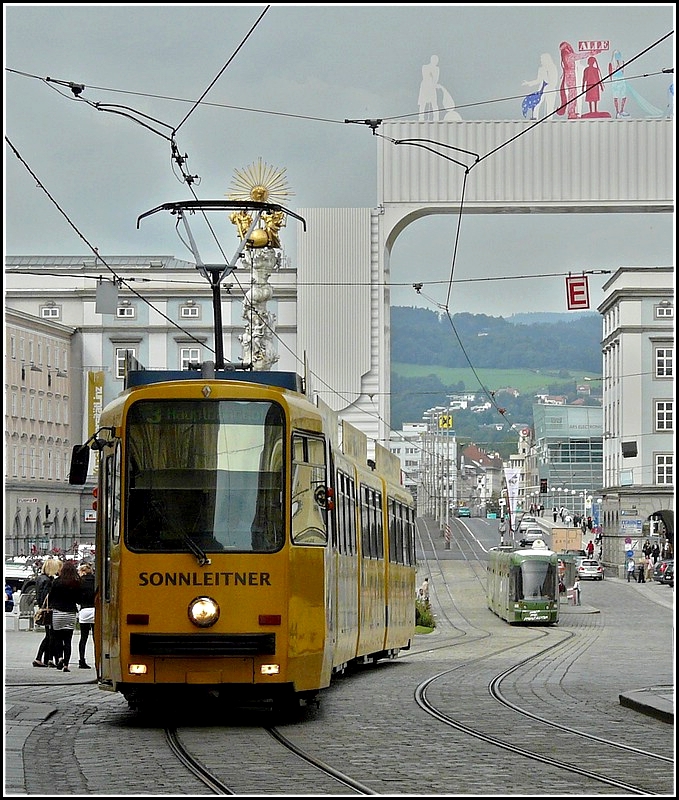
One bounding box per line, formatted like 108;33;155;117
513;560;557;601
125;400;284;554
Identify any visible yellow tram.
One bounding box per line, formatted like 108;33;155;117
69;366;416;711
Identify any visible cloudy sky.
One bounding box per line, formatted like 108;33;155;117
4;4;675;317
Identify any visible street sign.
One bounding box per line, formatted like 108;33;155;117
626;550;634;558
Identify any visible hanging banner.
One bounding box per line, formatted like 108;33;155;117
504;467;521;531
87;371;105;478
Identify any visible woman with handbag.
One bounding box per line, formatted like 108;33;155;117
48;560;81;672
32;557;62;668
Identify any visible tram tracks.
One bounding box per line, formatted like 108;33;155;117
164;724;378;795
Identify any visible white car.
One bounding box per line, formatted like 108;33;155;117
577;559;605;581
518;527;544;547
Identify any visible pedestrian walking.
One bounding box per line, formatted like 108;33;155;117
77;563;95;669
48;560;82;672
644;555;654;583
418;577;430;604
552;506;558;522
32;556;62;668
626;558;636;582
586;540;594;558
637;562;646;583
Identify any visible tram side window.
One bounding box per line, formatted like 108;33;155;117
291;434;328;546
360;486;371;557
510;566;520;602
388;499;397;563
336;470;356;555
373;489;384;559
360;485;383;559
406;507;416;566
388;498;405;564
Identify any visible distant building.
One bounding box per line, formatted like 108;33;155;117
598;267;674;568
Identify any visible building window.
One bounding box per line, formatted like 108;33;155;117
180;347;201;370
655;304;674;318
180;305;200;318
116;305;136;318
10;335;16;359
655;347;673;378
655;400;673;431
115;347;137;379
40;305;61;319
655;454;673;485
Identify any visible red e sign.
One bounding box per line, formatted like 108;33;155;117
566;275;590;310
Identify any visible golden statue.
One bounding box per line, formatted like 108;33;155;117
227;158;293;248
262;210;286;249
230;210;253;241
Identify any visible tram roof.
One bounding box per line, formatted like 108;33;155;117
125;368;304;393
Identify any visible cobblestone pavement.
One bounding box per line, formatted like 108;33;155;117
4;537;674;795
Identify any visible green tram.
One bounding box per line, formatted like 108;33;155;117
487;541;559;624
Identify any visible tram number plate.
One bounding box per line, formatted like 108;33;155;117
526;611;549;620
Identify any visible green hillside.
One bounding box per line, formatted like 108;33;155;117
389;309;603;450
391;364;600;395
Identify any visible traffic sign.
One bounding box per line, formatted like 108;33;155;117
626;550;634;558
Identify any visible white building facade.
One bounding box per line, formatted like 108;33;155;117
598;267;674;567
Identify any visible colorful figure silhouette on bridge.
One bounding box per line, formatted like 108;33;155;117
581;56;609;117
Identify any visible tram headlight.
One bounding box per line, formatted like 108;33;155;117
188;596;220;628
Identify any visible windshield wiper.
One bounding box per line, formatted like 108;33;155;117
181;534;211;567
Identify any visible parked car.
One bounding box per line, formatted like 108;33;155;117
652;559;673;583
456;506;471;517
577;559;605;581
660;561;673;587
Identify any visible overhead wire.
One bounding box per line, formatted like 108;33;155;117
369;30;673;436
5;28;672;464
